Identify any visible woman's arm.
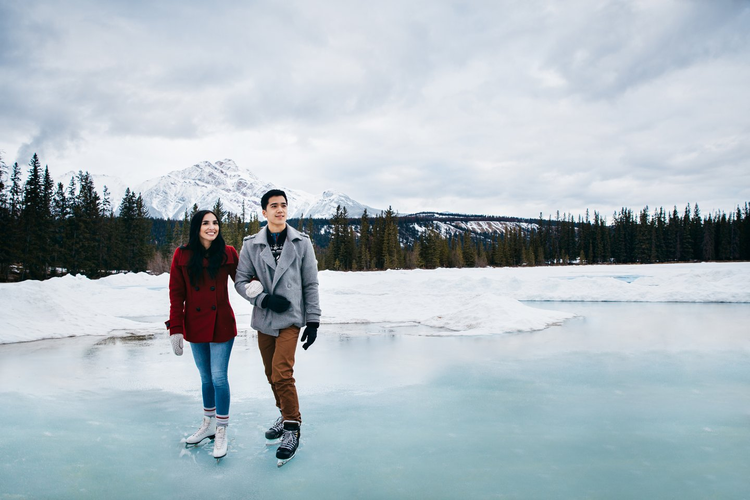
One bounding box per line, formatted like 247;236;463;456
167;248;187;335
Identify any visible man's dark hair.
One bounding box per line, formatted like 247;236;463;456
261;189;288;210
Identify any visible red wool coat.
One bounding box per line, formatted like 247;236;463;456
167;246;239;343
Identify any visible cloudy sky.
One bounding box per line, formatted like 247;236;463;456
1;0;749;218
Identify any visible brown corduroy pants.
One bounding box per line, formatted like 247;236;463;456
257;326;302;423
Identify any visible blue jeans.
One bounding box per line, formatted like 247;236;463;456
191;338;234;418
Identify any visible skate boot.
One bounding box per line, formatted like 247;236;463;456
185;416;216;446
276;420;300;467
213;426;227;460
265;414;284;444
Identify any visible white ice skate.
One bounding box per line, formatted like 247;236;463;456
213;425;227;461
185;416;216;446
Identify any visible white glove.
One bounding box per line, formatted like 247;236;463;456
170;333;184;356
244;280;263;298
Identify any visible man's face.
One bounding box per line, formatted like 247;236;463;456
263;195;288;226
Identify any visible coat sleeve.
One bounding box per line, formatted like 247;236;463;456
227;246;239;283
168;248;187;335
300;237;321;323
235;239;267;307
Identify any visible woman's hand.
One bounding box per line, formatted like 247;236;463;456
244;279;263;298
170;333;184;356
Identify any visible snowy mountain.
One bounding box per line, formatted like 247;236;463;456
68;159;378;220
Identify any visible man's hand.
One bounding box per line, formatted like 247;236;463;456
301;322;318;350
261;294;292;313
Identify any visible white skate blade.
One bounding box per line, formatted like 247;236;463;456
184;434;215;447
266;438;281;446
276;452;296;467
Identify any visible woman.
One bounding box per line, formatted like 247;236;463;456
166;210;261;459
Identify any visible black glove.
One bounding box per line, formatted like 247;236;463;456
300;322;318;350
261;294;291;313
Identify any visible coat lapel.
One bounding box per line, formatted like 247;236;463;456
254;227;278;272
272;238;298;289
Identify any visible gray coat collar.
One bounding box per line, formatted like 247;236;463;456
252;225;305;289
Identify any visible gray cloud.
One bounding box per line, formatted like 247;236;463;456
1;0;748;218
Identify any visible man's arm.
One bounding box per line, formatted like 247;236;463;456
235;239;268;306
300;237;321;322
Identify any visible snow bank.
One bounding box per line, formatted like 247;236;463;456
1;262;748;344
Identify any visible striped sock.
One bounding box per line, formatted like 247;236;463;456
216;414;229;427
204;407;216;418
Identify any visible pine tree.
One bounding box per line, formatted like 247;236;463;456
0;153;6;210
180;209;190;246
357;209;372;270
0;155;11;279
635;206;652;263
691;204;703;260
381;207;400;269
20;154;49;279
70;172;103;276
461;230;476;267
212;198;225;224
118;188;147;272
327;205;349;269
740;203;750;260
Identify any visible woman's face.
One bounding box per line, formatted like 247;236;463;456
199;213;220;249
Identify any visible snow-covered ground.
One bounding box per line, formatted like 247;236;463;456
1;262;748;344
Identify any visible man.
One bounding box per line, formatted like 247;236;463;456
235;189;321;465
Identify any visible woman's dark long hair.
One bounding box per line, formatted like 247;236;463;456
182;210;227;287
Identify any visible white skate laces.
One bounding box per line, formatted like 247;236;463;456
266;415;284;441
213;426;228;459
186;416;216;445
279;429;298;451
277;421;300;455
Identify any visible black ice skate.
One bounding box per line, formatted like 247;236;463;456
265;414;284;445
276;420;300;467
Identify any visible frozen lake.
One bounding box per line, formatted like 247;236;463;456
1;301;749;499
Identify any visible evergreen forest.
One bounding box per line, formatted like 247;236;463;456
1;154;749;282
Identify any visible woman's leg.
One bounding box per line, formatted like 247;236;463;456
209;338;234;426
191;342;216;416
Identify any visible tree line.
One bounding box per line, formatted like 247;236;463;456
319;204;750;270
1;153;749;281
0;154;151;280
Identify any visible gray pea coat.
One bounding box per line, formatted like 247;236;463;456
235;225;321;337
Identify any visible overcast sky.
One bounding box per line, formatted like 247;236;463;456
1;0;749;219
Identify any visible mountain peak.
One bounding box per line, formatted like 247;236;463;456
133;160;376;220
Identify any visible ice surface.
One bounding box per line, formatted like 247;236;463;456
1;301;749;499
1;264;749;498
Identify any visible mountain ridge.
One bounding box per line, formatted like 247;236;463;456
62;159;378;220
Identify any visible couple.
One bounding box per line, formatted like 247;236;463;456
166;189;321;463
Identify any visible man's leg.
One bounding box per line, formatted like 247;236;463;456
258;332;281;409
271;326;302;422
